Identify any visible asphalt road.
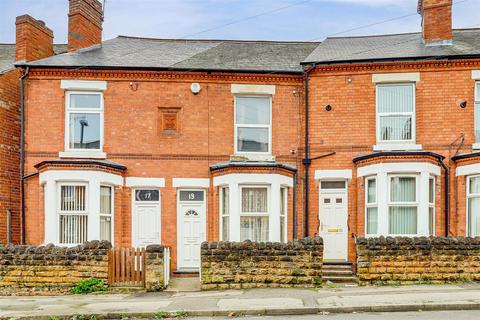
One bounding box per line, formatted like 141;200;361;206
190;310;480;319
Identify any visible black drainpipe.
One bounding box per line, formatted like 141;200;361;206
303;64;316;237
20;66;29;244
438;159;450;237
292;171;297;239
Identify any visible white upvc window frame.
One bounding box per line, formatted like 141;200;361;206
280;186;288;243
239;185;271;242
474;82;480;148
64;91;104;153
219;186;229;241
234;95;272;156
428;177;435;236
387;174;419;236
466;175;480;237
99;184;114;243
57;182;89;246
365;176;378;236
376;83;416;146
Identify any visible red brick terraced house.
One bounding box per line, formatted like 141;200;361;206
0;14;65;244
7;0;480;273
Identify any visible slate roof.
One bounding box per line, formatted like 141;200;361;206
24;36;320;73
0;44;67;74
303;28;480;65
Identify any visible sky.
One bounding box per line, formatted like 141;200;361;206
0;0;479;44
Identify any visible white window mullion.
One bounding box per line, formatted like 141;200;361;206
377;172;388;235
88;181;100;241
269;181;281;242
229;183;240;241
418;172;430;235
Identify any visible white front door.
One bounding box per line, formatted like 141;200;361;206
132;189;161;247
177;190;206;270
319;190;348;261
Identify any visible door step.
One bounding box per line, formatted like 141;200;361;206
323;262;357;284
173;269;199;277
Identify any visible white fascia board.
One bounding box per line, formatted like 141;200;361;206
314;169;352;180
125;177;165;188
372;72;420;83
472;70;480;80
61;80;107;91
39;170;123;185
358;162;441;177
172;178;210;188
213;173;293;187
456;163;480;176
231;84;276;95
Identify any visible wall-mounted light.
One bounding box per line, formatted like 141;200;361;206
459;100;467;109
129;82;139;91
325;104;332;111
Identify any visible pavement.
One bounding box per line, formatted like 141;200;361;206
2;284;480;319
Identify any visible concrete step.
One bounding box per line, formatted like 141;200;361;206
323;276;359;284
323;269;355;277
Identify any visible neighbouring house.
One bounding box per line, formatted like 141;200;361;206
0;15;65;244
4;0;480;275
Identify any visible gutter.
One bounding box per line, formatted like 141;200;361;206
302;63;316;237
20;66;29;244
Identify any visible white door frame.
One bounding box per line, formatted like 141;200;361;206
318;180;349;261
176;188;207;270
131;188;161;248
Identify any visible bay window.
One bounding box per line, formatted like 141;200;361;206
361;163;439;237
235;96;271;154
66;92;103;151
240;187;269;242
376;83;415;144
467;176;480;236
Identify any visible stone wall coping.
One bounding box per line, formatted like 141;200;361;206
201;237;323;250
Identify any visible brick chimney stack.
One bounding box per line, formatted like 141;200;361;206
418;0;453;45
68;0;104;52
15;15;54;62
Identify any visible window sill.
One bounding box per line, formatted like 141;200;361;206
472;143;480;150
230;154;275;162
59;151;107;159
373;143;422;151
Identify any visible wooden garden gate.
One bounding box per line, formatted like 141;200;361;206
108;247;146;287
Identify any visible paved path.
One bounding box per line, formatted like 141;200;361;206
2;284;480;319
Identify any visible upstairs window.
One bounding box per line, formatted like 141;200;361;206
235;96;271;154
376;84;415;144
66;92;103;151
475;82;480;143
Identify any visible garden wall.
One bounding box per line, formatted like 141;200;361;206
201;237;323;290
357;236;480;285
0;240;110;295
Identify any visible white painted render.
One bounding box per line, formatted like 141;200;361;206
472;70;480;80
60;80;107;91
172;178;210;188
125;177;166;188
315;169;352;180
456;163;480;176
373;143;423;151
358;162;441;177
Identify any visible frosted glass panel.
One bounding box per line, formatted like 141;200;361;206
389;206;417;234
242;188;268;213
377;84;414;113
390;177;416;202
379;116;412;141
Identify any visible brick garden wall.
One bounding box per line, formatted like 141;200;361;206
201;237;323;290
0;240;110;295
357;236;480;285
